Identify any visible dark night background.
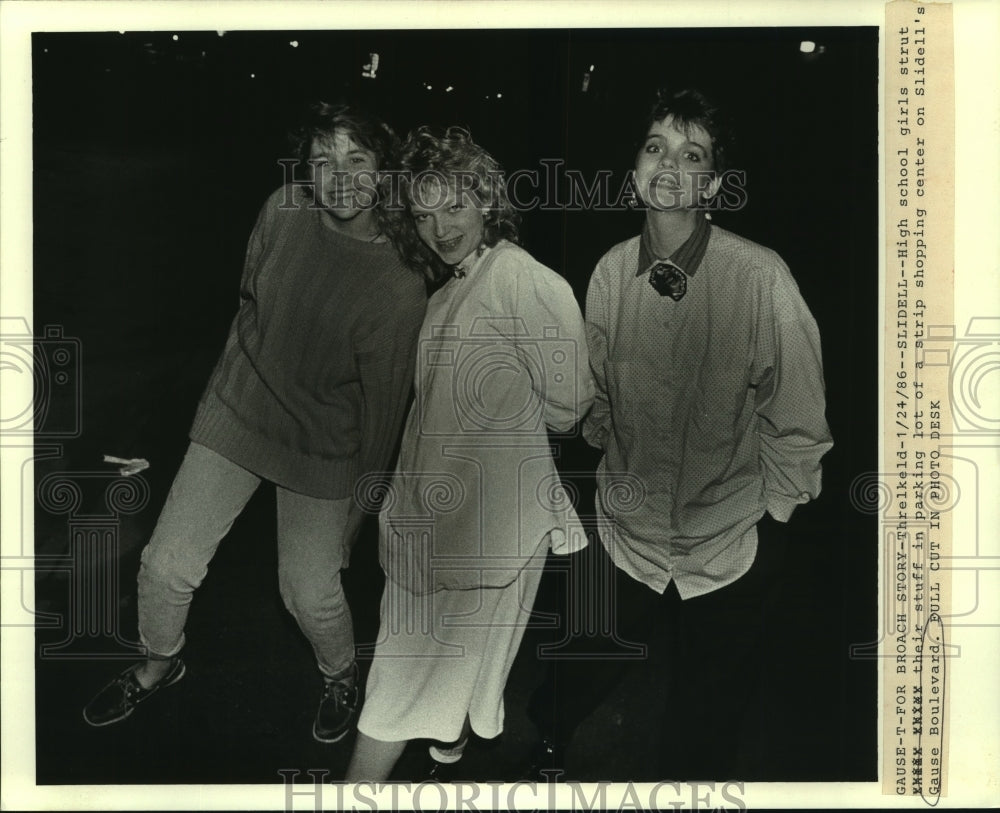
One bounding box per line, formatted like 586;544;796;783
32;27;878;783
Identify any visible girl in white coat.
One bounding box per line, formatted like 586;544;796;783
346;127;594;780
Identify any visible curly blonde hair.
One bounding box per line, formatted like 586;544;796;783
387;126;520;282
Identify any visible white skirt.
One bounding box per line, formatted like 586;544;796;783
357;541;548;743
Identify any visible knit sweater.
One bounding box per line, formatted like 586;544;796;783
190;185;428;500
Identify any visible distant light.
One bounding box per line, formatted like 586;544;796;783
589;64;595;71
43;48;49;53
289;40;299;48
201;51;206;57
217;30;226;37
496;93;502;99
119;30;125;35
250;73;256;79
445;86;454;92
800;41;816;53
172;34;179;42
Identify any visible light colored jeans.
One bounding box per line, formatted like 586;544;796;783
137;442;357;677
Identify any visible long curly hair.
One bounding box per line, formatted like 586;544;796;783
286;101;437;282
384;126;521;284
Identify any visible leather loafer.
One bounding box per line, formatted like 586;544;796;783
83;659;186;727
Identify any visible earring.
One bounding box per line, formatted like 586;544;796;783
624;170;640;209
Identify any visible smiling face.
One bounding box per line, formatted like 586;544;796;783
634;115;719;211
410;177;486;266
308;128;379;221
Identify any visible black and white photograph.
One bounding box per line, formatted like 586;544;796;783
1;1;997;810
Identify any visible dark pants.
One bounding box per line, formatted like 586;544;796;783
528;515;789;780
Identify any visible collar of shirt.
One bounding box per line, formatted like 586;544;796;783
636;214;712;278
452;242;493;279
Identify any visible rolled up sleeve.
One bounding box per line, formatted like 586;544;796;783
754;265;834;521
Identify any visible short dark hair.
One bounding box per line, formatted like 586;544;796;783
287;101;397;168
641;88;733;175
286;102;439;283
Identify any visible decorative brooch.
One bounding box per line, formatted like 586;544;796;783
648;262;687;301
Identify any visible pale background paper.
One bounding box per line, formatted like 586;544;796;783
1;0;997;809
